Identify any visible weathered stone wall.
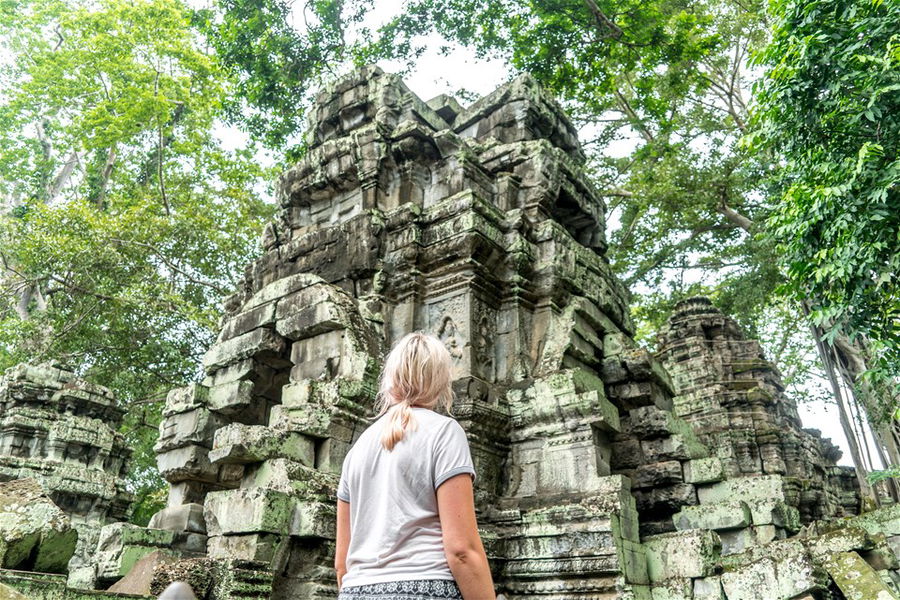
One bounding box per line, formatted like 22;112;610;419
656;297;859;522
127;65;696;599
0;363;133;587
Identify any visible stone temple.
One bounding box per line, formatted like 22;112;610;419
0;362;132;588
0;67;899;600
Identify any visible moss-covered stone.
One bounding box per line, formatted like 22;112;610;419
825;551;900;600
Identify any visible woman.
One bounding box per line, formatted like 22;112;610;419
335;332;496;600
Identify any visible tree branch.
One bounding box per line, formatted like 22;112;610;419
716;201;754;232
109;238;229;295
582;0;624;40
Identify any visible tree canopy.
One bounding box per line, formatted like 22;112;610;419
0;0;276;521
750;0;900;395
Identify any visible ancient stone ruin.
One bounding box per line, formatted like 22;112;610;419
0;67;898;600
657;297;860;523
82;66;897;599
0;362;132;588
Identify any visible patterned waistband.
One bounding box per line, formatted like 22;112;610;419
338;579;462;600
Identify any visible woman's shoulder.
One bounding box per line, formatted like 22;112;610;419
410;407;460;430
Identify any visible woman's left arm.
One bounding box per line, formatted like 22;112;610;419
335;499;351;588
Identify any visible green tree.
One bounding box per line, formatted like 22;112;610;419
0;0;276;521
750;0;899;388
749;0;900;488
193;0;366;156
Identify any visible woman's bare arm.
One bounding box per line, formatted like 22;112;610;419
335;499;351;589
437;474;495;599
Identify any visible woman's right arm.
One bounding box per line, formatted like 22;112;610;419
437;473;496;599
335;499;350;589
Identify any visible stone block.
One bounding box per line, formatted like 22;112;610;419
631;461;683;490
67;565;98;590
752;501;800;532
243;458;334;496
281;380;314;408
204;488;295;536
683;457;725;484
618;538;649;585
156;445;218;483
96;523;177;553
807;526;874;559
693;576;724;600
641;435;707;462
275;300;345;340
609;381;673;411
627;406;675;439
834;504;900;538
611;438;645;470
824;551;897;600
721;542;823;600
148;504;206;534
290;330;350;381
207;533;288;562
202;328;287;373
179;532;208;553
601;358;629;383
644;529;720;582
207;380;255;415
633;484;697;515
673;501;752;532
696;475;798;530
290;501;336;539
621;349;675;394
0;478;77;574
163;384;209;417
208;424;315;466
650;577;692;600
217;302;277;342
717;528;759;556
155;407;228;453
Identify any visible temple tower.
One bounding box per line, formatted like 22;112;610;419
0;362;132;587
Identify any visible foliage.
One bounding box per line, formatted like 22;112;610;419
749;0;900;393
194;0;368;157
0;0;276;514
868;465;900;484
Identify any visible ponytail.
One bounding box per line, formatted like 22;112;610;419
375;332;454;450
381;402;415;451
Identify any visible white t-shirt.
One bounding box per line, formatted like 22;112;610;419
337;406;476;587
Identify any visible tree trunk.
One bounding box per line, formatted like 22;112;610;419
48;151;80;202
92;145;117;208
808;320;878;506
831;332;900;501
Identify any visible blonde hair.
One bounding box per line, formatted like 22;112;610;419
375;332;454;450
